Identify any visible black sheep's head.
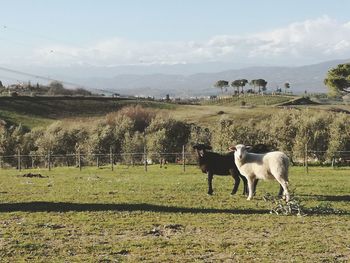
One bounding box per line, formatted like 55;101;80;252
193;144;212;157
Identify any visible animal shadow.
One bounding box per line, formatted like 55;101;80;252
0;202;269;214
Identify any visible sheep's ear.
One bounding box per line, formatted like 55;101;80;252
228;146;236;152
246;145;253;151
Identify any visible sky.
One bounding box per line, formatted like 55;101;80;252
1;0;350;72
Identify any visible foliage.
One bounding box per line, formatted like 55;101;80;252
121;131;145;164
263;192;305;216
214;80;229;93
250;79;268;93
0;81;93;96
324;63;350;95
326;113;350;160
0;104;350;166
284;82;291;93
230;79;248;94
107;105;157;132
146;115;191;161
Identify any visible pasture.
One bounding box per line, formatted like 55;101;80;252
0;165;349;262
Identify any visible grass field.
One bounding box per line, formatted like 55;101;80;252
0;97;176;128
1;95;350;129
0;165;349;262
203;95;295;106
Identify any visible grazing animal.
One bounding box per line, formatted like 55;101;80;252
230;144;290;202
248;144;284;197
193;144;248;195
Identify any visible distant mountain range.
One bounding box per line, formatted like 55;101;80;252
75;59;349;97
4;59;349;98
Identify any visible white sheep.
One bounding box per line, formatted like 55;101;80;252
230;144;290;202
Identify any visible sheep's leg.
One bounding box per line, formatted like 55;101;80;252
253;179;259;196
207;172;214;195
237;174;248;195
275;178;290;202
247;178;255;200
241;175;248;195
278;185;284;197
230;172;240;195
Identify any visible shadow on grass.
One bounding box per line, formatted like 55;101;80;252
298;195;350;202
0;202;270;214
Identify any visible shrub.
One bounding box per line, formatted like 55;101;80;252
106;105;157;132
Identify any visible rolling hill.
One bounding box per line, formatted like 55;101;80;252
77;59;350;97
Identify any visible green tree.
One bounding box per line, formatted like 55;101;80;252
214;80;229;94
231;80;241;94
146;116;191;161
256;79;268;94
324;63;350;95
292;111;332;162
48;81;72;95
240;79;248;94
327;113;350;161
284;82;290;94
122;131;145;164
232;79;248;94
249;79;257;94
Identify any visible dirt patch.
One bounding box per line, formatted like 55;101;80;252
145;224;184;237
37;223;65;230
21;173;48;178
327;107;350;114
278;97;320;106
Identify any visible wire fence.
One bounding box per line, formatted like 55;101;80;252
0;149;349;172
0;149;198;172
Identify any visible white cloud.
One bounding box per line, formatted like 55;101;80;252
20;16;350;67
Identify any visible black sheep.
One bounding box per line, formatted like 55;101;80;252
193;144;248;195
193;143;279;196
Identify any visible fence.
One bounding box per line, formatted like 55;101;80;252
0;146;196;172
0;149;349;172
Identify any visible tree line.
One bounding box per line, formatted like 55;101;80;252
214;79;291;95
214;62;350;96
1;105;349;167
0;80;93;97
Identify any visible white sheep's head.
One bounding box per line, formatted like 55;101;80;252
229;144;252;161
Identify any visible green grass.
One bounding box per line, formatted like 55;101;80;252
0;165;349;262
0;97;176;128
2;95;349;129
203;95;296;106
0;110;52;129
169;104;282;127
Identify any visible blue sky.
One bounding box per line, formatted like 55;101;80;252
1;0;350;69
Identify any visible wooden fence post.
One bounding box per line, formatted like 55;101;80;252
110;147;114;171
182;145;186;172
78;150;82;171
0;156;3;169
48;150;51;171
18;149;21;171
305;144;309;175
143;132;147;172
144;146;148;172
96;155;99;168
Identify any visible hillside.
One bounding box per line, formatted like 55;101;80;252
1;95;349;130
0;96;175;128
77;59;350;97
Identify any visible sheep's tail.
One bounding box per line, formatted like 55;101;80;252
282;155;290;182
